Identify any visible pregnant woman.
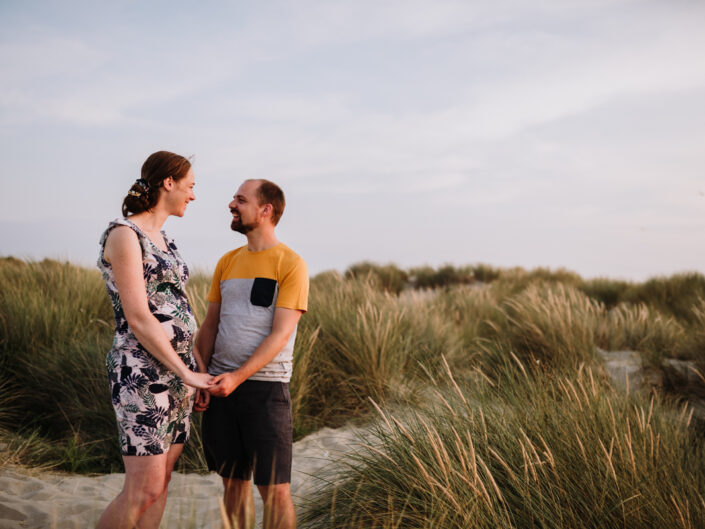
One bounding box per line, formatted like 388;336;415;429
96;151;213;529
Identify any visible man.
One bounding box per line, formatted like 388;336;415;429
195;179;308;529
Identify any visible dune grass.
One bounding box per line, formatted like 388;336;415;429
301;362;705;528
293;273;464;431
0;258;211;472
1;257;705;527
595;303;686;366
0;259;120;471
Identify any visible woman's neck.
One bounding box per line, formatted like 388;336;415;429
129;209;168;233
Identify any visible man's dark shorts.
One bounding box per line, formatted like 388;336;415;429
202;380;293;485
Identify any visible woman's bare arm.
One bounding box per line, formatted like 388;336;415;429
104;226;212;389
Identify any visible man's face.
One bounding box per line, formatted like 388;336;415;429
229;180;263;234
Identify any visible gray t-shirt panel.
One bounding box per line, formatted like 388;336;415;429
208;277;297;382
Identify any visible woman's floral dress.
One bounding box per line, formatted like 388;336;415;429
98;218;198;456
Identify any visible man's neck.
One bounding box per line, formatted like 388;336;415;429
245;228;279;252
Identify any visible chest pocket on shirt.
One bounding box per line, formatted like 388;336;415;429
251;277;277;307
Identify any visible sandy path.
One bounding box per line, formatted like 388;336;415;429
0;425;365;529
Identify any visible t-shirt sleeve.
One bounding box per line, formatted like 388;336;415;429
276;256;309;312
207;255;226;303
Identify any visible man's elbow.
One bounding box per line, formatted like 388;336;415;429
270;330;294;351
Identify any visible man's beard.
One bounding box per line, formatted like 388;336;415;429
231;218;255;234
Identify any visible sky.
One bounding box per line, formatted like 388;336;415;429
1;0;704;280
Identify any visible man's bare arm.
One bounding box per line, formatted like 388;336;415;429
195;302;221;370
194;302;221;410
208;307;302;397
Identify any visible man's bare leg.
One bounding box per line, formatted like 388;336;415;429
257;483;295;529
223;477;255;529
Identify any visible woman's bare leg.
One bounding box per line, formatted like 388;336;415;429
135;444;184;529
96;453;168;529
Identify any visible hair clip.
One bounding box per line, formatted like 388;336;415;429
128;178;149;197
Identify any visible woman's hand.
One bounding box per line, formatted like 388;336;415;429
181;370;215;390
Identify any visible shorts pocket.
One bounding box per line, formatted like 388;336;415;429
251;277;277;307
273;383;291;405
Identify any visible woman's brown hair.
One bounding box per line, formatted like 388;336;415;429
122;151;192;217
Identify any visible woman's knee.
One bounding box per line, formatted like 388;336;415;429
121;453;171;508
126;477;166;508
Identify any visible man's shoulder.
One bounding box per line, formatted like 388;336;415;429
275;243;307;271
217;245;249;265
276;243;304;261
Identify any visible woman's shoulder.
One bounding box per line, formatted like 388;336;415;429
99;219;143;267
111;217;141;232
101;218;141;247
102;217;142;237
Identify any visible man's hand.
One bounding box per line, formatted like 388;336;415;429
194;388;211;412
208;371;242;397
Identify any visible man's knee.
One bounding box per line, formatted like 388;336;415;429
257;483;292;505
223;478;252;500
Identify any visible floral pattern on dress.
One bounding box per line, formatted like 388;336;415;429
98;218;197;456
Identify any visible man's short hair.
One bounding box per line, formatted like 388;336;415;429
248;179;286;226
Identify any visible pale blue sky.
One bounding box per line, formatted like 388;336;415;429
1;0;704;279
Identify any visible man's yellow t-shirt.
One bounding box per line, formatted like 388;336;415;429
206;243;308;382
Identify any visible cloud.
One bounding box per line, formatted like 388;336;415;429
2;0;705;279
0;17;261;126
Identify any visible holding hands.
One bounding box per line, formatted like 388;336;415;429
206;371;241;397
194;388;211;412
189;372;216;412
182;370;216;390
193;371;242;412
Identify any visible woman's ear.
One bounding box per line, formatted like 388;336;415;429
163;176;174;191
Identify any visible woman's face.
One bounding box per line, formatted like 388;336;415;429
166;168;196;217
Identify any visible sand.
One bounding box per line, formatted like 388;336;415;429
0;424;366;529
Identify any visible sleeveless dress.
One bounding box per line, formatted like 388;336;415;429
98;218;198;456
